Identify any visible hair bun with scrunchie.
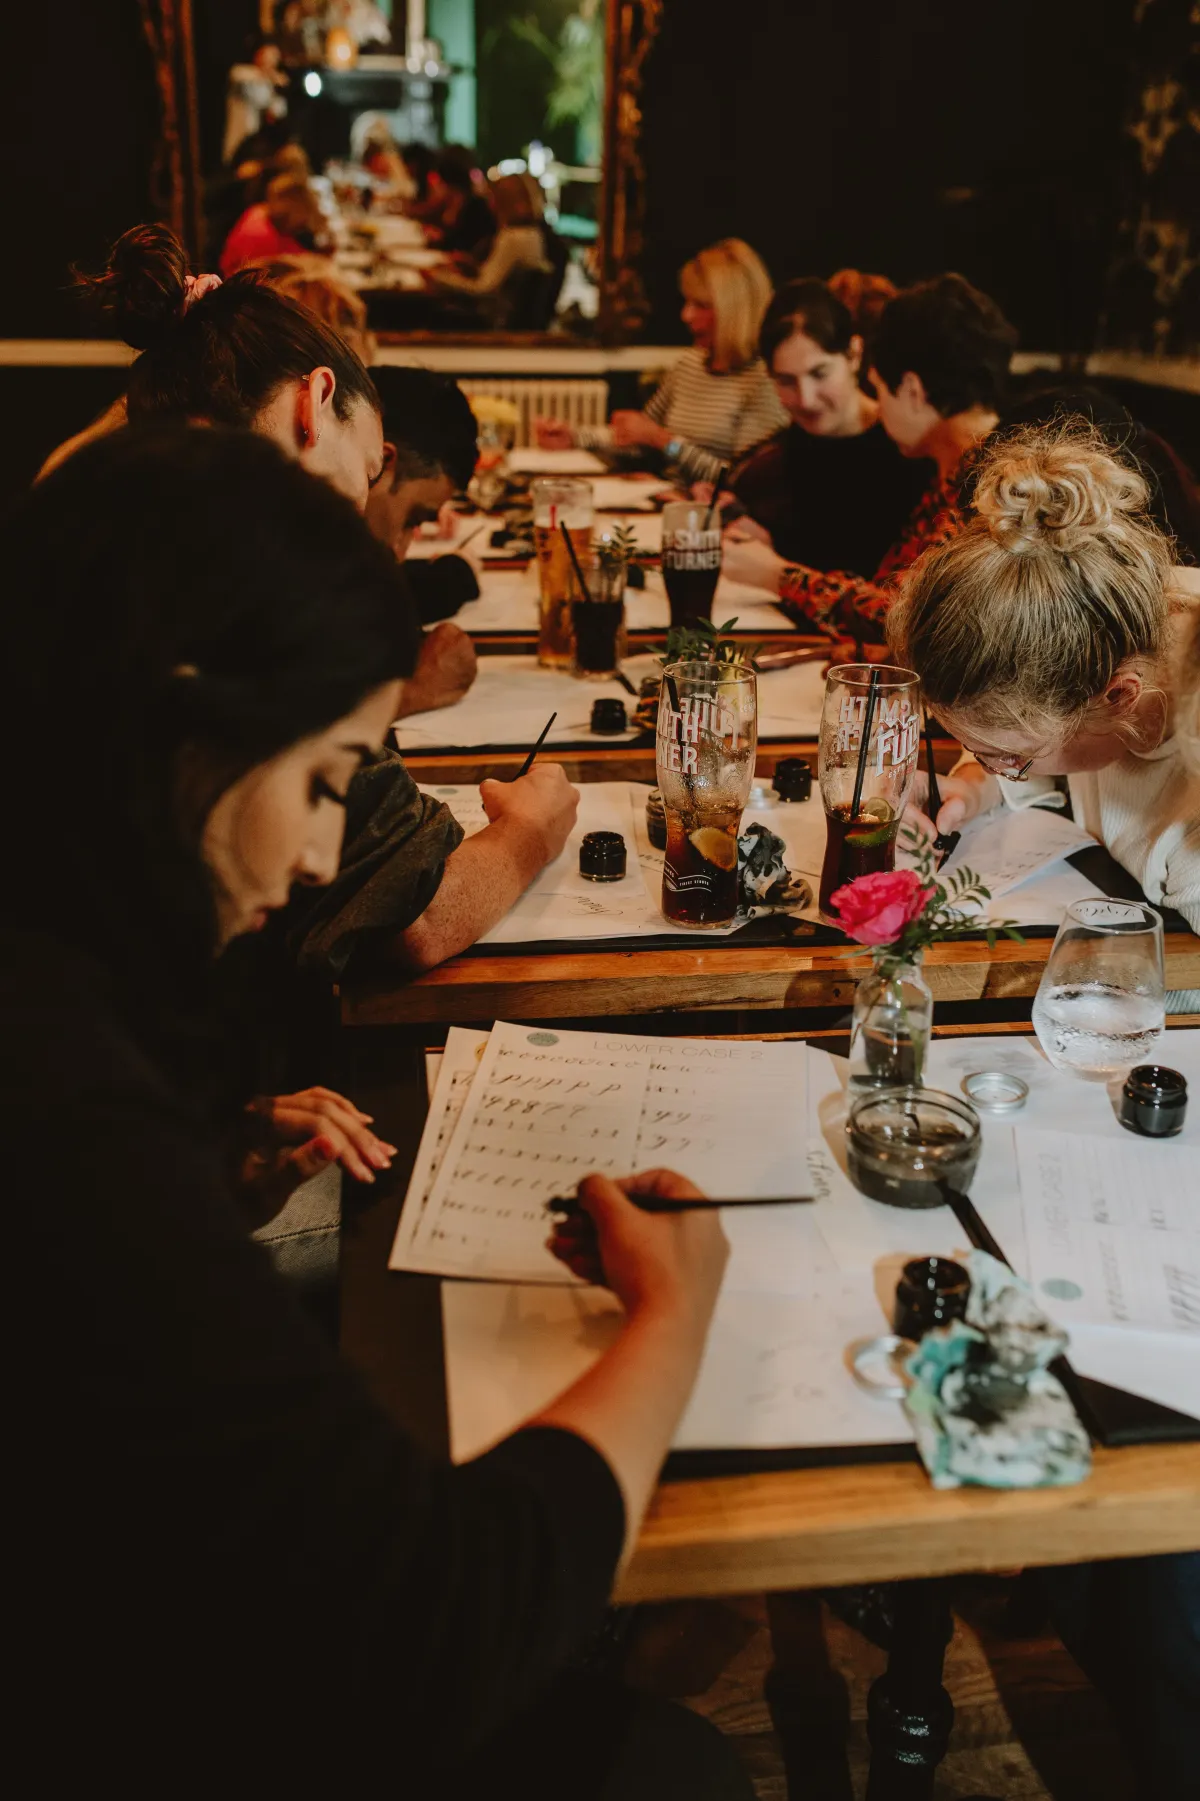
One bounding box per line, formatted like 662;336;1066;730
973;423;1150;558
75;223;192;351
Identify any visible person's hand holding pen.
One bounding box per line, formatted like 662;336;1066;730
479;763;579;867
548;1169;729;1321
903;761;999;844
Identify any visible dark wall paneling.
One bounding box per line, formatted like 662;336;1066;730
0;7;160;339
639;0;1136;357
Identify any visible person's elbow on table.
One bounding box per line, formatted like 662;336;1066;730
392;765;580;973
394;623;478;718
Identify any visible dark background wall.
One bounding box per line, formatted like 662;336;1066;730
640;0;1137;357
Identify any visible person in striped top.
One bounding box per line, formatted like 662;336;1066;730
722;274;1017;639
537;239;787;483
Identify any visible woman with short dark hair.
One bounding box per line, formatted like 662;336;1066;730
725;272;1018;639
721;277;930;583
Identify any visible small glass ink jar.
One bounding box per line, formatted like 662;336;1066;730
580;830;627;881
893;1255;971;1340
1119;1065;1187;1138
772;756;813;802
846;1087;981;1209
590;697;627;735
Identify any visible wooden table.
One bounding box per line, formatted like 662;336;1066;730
336;1017;1200;1795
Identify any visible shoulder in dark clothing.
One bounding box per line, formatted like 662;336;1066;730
407;552;481;623
280;746;465;978
5;922;624;1783
733;423;933;577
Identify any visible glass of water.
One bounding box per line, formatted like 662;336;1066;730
1032;899;1165;1079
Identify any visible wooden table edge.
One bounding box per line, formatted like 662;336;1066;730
615;1442;1200;1601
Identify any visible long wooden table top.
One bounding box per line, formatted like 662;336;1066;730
336;1020;1200;1602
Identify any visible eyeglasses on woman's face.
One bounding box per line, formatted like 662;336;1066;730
969;747;1038;780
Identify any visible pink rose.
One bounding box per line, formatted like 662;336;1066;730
830;868;934;946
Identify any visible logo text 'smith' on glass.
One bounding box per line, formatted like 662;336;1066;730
655;660;757;928
660;501;722;629
817;664;921;919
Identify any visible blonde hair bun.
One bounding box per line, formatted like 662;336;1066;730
974;423;1150;558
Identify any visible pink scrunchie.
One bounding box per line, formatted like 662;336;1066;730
181;272;222;314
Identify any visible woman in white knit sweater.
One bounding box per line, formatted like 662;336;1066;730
889;423;1200;936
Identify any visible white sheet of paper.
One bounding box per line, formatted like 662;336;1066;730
442;1277;911;1462
507;447;607;476
394;1029;491;1255
937;807;1098;900
392;1026;814;1283
443;560;796;633
591;477;674;511
404;1022;654;1283
418;782;746;941
394;654;657;751
1015;1127;1200;1335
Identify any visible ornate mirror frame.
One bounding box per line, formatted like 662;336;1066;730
146;0;664;347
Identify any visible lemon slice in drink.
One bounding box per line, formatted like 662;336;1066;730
848;797;896;850
688;826;738;870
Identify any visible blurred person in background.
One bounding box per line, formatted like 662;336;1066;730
538;239;787;484
221;172;330;276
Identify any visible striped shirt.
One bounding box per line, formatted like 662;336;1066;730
582;347;788;483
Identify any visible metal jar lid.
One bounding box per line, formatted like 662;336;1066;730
961;1070;1030;1112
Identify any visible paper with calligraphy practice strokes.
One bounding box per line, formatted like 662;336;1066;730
391;1025;812;1284
1015;1127;1200;1335
404;1023;654;1282
392;1029;490;1263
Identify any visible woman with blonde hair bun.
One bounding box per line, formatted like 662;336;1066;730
890;422;1200;933
537;237;787;483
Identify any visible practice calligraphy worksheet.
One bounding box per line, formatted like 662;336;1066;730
391;1023;811;1283
1016;1127;1200;1334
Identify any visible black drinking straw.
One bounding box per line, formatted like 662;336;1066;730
849;666;880;822
705;465;729;531
924;713;961;869
559;518;590;601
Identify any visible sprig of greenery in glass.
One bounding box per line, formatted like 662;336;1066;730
661;616;758;667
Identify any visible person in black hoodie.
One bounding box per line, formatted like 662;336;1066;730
3;425;747;1798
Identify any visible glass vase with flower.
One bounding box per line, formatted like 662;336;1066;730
829;831;1025;1093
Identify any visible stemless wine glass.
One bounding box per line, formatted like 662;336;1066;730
660;501;722;629
1031;899;1165;1079
655;660;757;927
816;664;921;919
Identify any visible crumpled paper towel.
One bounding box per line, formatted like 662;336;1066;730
903;1250;1092;1490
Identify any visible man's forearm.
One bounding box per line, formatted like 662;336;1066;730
389;819;548;972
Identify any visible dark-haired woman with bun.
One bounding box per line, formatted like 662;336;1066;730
721;278;930;583
725;273;1017;638
6;427;747;1797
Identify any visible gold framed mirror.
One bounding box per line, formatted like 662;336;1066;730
143;0;663;347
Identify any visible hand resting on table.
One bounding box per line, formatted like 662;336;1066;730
236;1087;397;1225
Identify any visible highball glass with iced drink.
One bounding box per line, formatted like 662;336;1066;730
817;664;921;919
532;477;594;668
655;660;757;927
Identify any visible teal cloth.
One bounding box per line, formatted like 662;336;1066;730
903;1250;1092;1490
